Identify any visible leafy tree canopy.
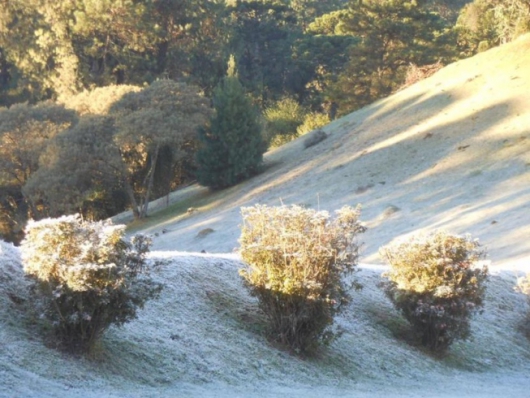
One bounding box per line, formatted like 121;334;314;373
110;80;212;218
23;115;125;220
456;0;530;55
328;0;454;115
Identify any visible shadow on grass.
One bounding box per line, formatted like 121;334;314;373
363;302;490;370
363;303;417;347
126;188;220;234
125;159;285;235
204;288;267;337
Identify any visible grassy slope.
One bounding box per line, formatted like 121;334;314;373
2;247;530;397
136;34;530;269
2;35;530;397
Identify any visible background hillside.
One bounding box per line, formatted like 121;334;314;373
138;33;530;270
2;33;530;398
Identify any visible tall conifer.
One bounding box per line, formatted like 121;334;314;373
196;57;266;189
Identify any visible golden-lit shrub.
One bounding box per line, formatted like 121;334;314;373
239;204;365;354
21;215;162;353
400;61;443;90
296;112;330;136
263;98;306;148
380;231;488;352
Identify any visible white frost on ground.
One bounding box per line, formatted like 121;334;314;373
3;36;530;397
2;247;530;397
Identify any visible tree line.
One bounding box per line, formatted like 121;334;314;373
1;0;529;243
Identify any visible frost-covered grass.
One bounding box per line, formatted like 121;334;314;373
124;186;233;235
2;243;530;397
3;35;530;398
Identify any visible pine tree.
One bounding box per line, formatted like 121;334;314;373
196;57;266;189
328;0;454;115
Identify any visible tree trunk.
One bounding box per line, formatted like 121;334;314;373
139;144;160;219
156;40;169;75
124;180;140;219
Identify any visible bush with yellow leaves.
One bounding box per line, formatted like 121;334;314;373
239;204;365;354
380;231;488;352
21;215;162;353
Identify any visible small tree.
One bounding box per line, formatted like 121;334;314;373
196;58;267;190
110;80;212;218
380;231;488;352
21;215;162;354
23;115;127;220
0;102;78;197
239;204;365;354
0;102;78;242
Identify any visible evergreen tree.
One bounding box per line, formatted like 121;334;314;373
328;0;455;116
196;57;266;190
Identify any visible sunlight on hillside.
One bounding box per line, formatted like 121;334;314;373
130;35;530;272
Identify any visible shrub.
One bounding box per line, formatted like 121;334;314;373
400;61;443;90
296;112;331;137
263;98;306;148
20;215;162;354
239;204;365;354
380;231;488;352
515;274;530;336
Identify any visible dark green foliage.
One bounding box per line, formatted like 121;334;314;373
455;0;530;56
292;31;357;115
0;0;472;130
196;68;266;190
329;0;455;115
428;0;472;23
380;231;488;352
287;0;348;29
239;205;365;354
227;1;303;104
0;0;226;104
21;215;162;354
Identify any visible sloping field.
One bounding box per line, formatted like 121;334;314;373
3;35;530;397
2;243;530;397
138;34;530;269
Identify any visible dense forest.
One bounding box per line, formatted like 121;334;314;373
1;0;529;243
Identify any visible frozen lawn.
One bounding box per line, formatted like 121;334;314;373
2;244;530;397
3;35;530;397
